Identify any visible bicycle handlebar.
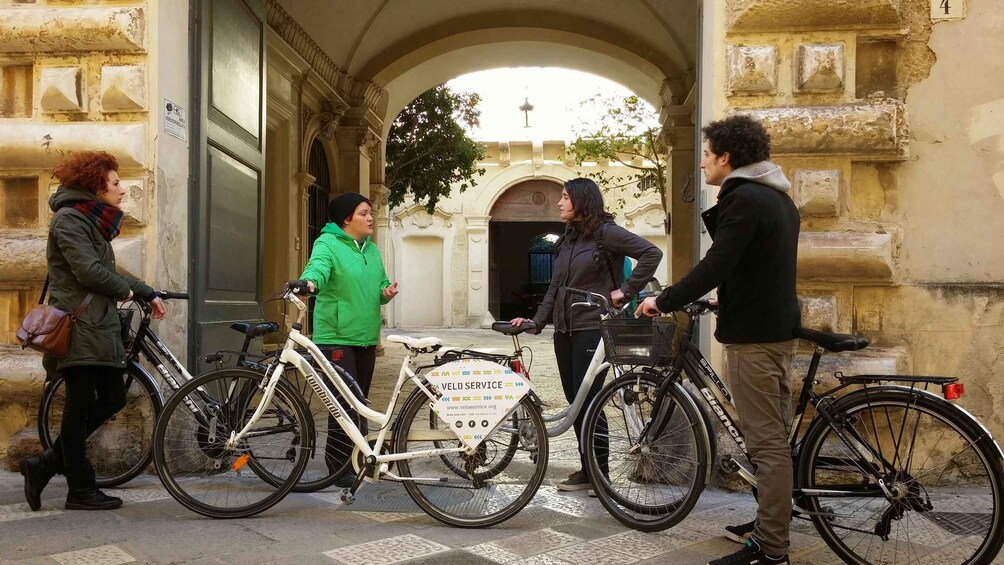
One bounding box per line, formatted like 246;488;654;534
285;279;318;296
566;287;634;315
156;291;189;301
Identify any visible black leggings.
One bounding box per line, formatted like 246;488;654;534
55;365;127;488
316;345;377;473
554;330;608;476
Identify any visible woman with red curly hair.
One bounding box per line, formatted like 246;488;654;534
19;151;167;511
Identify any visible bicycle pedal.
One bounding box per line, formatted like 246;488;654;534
340;488;355;505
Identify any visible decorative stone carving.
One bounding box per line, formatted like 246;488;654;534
794;169;840;216
40;67;82;113
393;204;453;230
0;6;146;53
356;129;379;152
119;179;147;225
301;107;315;136
0;123;146;168
727;0;900;32
743;103;906;160
317;99;348;139
798;295;837;332
798;232;894;280
531;141;544;177
562;142;576;167
499;142;511;168
796;44;845;92
99;65;146;112
111;236;146;280
727;45;777;94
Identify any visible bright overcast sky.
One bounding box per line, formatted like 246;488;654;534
446;67;648;142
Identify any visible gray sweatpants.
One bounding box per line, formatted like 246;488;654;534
724;339;798;557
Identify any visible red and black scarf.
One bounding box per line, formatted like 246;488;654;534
71;201;123;241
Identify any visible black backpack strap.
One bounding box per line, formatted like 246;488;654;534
594;224;620;291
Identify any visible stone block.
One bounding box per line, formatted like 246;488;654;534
0;235;47;282
112;236;146;280
0;123;146;169
794;169;840;216
39;66;83;113
798;231;894;281
728;0;900;32
799;294;837;332
100;64;146;112
727;44;777;94
796;44;845;92
0;6;145;53
119;179;147;225
791;346;911;389
0;345;45;402
5;426;41;472
742;103;906;160
0;64;33;117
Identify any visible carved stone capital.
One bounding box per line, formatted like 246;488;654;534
318;99;348;140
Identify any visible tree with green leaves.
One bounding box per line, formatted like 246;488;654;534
567;94;668;231
384;85;487;211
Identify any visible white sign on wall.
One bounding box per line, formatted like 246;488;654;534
164;99;187;141
424;359;532;451
931;0;966;21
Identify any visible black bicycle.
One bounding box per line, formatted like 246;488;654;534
583;299;1004;564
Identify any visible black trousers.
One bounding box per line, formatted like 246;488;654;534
56;365;127;488
554;330;608;476
316;345;377;473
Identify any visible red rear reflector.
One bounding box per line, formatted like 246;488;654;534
510;359;526;376
943;383;964;400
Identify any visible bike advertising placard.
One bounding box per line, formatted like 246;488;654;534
424;359;532;450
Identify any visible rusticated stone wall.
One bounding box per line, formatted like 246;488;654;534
721;0;1004;441
0;2;154;466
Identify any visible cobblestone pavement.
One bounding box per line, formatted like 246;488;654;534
0;328;849;564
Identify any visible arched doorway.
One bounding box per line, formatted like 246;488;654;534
488;179;564;320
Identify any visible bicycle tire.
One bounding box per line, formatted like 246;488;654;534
251;366;368;493
584;371;710;532
798;388;1004;565
38;364;162;488
152;368;311;518
395;389;548;528
433;408;520;481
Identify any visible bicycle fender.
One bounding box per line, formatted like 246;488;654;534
838;385;1004;460
668;379;715;486
127;361;165;409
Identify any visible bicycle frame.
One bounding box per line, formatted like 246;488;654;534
228;291;469;469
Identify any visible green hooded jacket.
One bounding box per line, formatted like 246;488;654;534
299;223;391;346
44;186;155;372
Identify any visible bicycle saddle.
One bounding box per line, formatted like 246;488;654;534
387;335;443;352
794;327;869;352
491;321;538;336
230;321;279;338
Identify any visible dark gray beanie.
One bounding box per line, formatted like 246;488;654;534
328;192;370;227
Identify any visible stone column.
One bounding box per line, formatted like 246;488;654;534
336;125;379;197
465;216;491;327
666;125;696;282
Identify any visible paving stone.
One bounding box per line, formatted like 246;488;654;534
491;528;583;558
50;545;136;565
406;549;500;564
464;542;525;564
544;541;640;564
589;529;694;560
0;501;64;522
323;533;450;565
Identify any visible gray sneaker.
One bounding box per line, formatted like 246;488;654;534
556;470;591;492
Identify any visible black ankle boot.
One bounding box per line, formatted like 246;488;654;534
65;488;122;511
19;451;58;512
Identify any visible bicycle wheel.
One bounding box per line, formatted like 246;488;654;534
38;364;162;488
432;408;520;481
584;371;709;532
395;389;548;528
798;389;1004;565
250;366;367;493
152;368;311;518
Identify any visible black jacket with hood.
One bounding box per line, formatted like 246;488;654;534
533;221;663;333
655;162;801;344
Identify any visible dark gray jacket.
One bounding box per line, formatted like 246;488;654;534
43;186;154;372
533;221;662;333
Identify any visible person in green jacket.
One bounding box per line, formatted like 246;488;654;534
20;151;167;512
300;192;398;487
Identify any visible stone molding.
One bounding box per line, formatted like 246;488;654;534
39;67;83;113
99;64;146;112
0;345;45;402
0;235;47;282
798;231;894;281
265;0;384;113
0;123;146;169
0;6;145;53
727;44;777;95
727;0;901;32
392;203;454;230
742;103;907;160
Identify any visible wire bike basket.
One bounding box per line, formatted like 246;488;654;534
600;316;677;366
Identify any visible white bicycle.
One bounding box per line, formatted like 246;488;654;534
152;280;549;527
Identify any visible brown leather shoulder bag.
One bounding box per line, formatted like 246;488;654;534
16;277;93;358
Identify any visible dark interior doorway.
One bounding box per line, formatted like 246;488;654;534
490;221;563;321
